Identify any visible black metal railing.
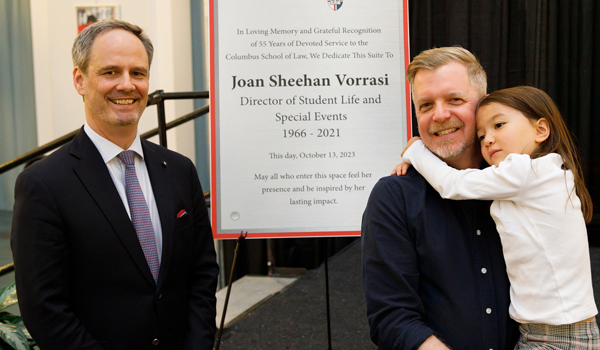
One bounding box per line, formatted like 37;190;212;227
0;90;210;277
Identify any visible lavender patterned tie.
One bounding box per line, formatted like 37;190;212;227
118;150;160;283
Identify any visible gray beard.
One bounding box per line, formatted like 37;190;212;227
429;136;476;160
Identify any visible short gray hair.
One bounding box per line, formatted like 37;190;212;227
406;46;487;98
72;19;154;74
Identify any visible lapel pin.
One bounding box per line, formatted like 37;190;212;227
162;161;167;168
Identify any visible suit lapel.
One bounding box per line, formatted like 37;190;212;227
70;130;156;286
142;140;174;290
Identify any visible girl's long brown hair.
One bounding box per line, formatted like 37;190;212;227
477;86;593;223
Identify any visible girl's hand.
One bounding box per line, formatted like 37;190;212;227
401;136;421;156
391;162;411;176
391;136;421;176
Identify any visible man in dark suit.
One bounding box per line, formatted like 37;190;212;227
11;19;219;349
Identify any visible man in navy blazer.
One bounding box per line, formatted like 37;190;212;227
11;19;218;349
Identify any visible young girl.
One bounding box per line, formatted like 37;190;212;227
396;86;598;349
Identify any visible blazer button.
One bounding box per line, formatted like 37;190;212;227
152;338;160;345
158;292;163;299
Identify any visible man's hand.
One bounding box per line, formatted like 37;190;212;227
418;335;451;350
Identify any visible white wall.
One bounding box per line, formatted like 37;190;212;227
30;0;196;161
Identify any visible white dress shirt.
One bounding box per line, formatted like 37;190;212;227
403;140;597;325
84;124;163;263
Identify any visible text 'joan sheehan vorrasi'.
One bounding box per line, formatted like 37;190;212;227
231;73;389;90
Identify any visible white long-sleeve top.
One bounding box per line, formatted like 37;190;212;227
403;140;597;325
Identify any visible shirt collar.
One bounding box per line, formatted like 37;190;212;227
83;123;144;164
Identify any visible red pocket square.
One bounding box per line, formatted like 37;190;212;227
176;209;188;218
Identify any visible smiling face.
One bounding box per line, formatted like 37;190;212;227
412;61;482;169
476;102;545;166
73;28;149;140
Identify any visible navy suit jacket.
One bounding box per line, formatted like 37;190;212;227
11;129;219;350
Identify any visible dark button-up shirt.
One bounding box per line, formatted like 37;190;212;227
362;170;519;350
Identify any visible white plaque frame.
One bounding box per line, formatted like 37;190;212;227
210;0;411;239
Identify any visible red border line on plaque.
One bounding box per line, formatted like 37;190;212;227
403;0;412;141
